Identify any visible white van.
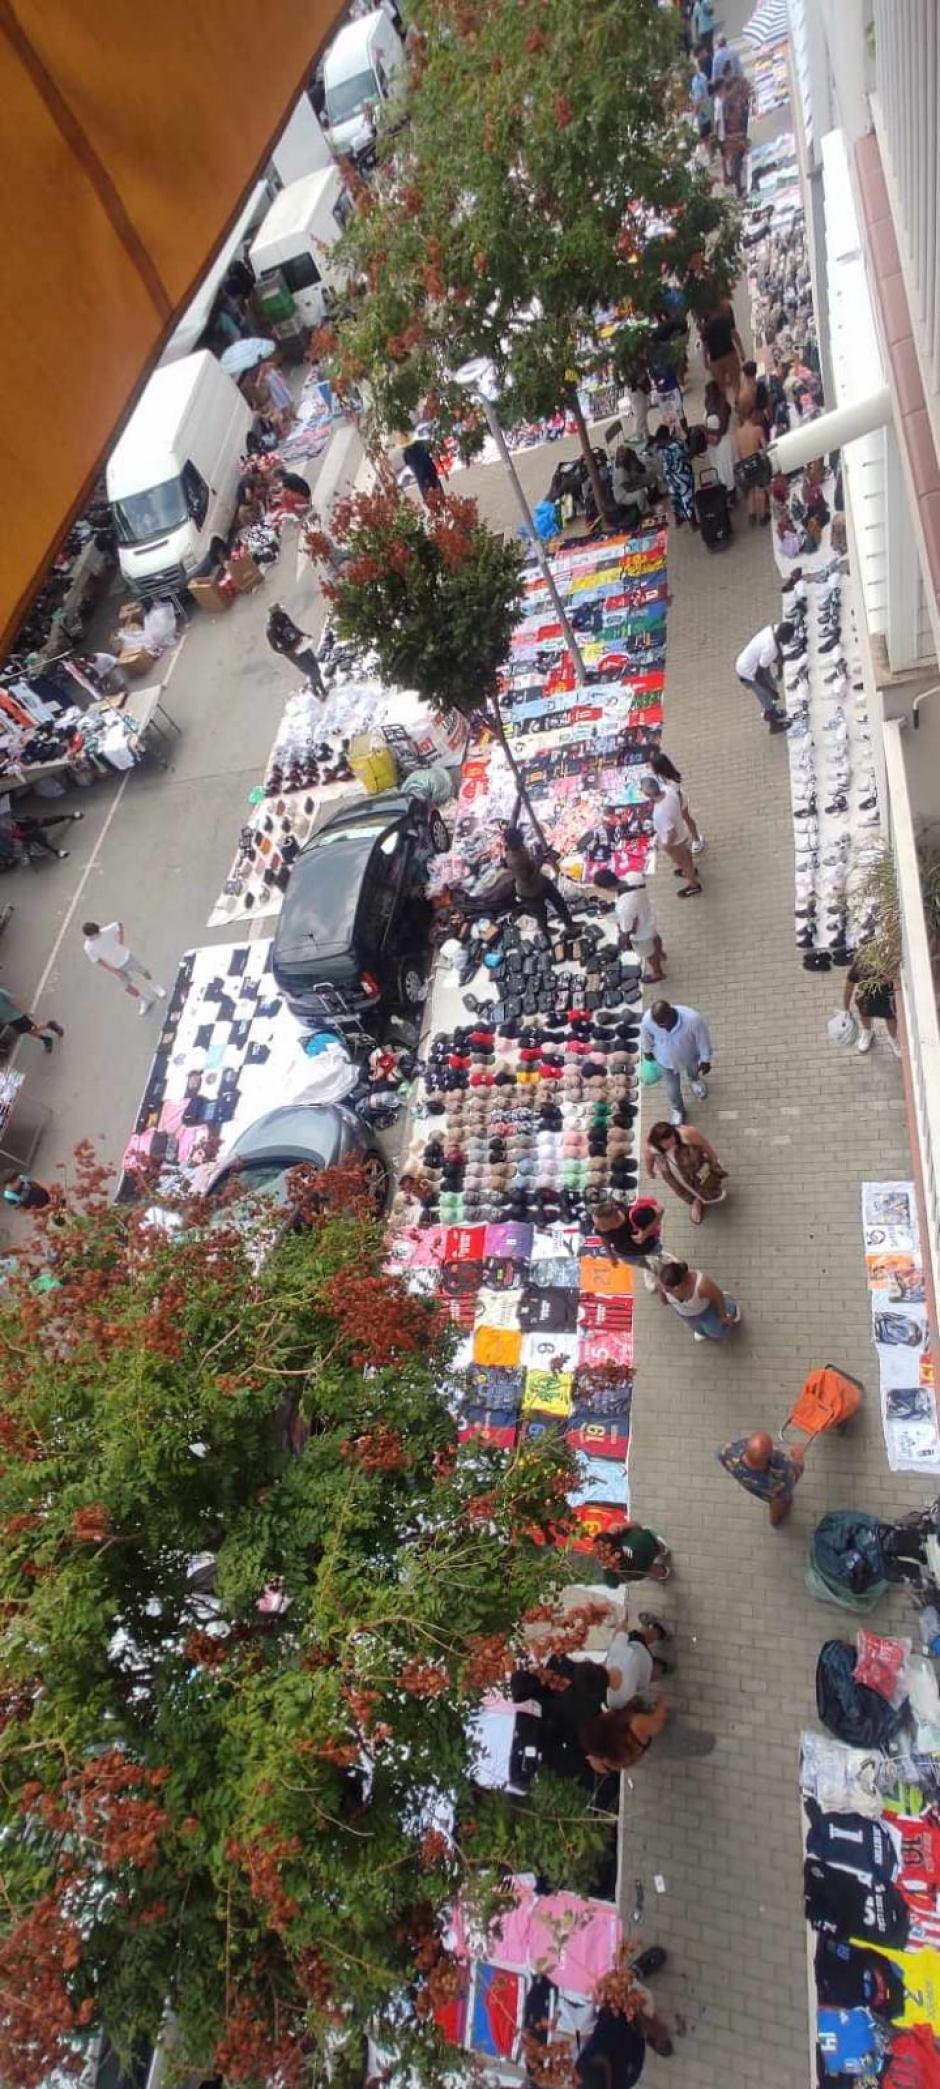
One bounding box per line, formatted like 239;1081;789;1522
249;167;352;331
107;353;251;595
321;9;405;159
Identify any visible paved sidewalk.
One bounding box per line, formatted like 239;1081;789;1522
460;436;921;2086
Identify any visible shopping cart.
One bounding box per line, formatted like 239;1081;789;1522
780;1364;864;1446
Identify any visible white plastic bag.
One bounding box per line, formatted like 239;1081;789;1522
827;1009;856;1046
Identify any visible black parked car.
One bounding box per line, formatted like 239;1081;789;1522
272;790;449;1027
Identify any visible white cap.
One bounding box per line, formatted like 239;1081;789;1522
623;871;647;890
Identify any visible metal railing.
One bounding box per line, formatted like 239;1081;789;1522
882;718;940;1318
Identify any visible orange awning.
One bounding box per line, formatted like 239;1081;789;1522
0;0;343;649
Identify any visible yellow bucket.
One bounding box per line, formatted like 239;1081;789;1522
348;734;398;794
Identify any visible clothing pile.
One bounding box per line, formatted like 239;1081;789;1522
801;1732;940;2083
781;566;882;967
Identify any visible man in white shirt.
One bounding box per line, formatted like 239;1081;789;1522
734;620;794;731
639;999;714;1125
594;868;667;982
81;920;167;1015
711;32;742;83
640;776;702;897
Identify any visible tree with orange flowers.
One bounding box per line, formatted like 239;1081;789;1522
307;474;552;840
0;1148;609;2088
325;0;740;515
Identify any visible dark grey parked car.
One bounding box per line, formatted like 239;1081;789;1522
203;1101;389;1215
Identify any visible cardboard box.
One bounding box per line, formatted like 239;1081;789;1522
225;549;264;595
188;576;231;614
118;645;160;676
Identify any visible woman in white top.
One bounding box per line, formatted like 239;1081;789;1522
605;1618;671;1706
648;749;704;852
657;1258;741;1342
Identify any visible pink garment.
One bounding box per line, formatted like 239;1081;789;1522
453;1881;622;1995
578;1331;635;1370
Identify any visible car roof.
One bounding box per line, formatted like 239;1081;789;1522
276;799;409;963
223;1103;358;1161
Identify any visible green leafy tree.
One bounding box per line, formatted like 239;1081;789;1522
309;477;551;840
323;0;740;513
0;1148;610;2088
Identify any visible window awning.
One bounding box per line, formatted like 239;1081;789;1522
0;0;342;650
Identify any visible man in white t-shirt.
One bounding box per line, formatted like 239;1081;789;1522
81;920;167;1015
594;868;667;982
640;776;702;897
734;620;794;731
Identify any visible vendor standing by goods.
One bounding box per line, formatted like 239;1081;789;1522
265;605;326;700
502;826;575;933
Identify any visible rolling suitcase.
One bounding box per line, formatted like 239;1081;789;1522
694;465;732;550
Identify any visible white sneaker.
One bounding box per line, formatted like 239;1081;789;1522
887;1032;903;1058
155;985;168;1000
690;837;705;856
138;999;154;1017
856;1028;874;1054
669;1108;685;1127
642;1269;659;1291
690;1078;708;1100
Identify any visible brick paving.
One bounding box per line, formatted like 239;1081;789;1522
458;385;923;2080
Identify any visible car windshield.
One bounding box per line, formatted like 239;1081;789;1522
112;479;188;547
223;1156;326;1200
326;66;377;123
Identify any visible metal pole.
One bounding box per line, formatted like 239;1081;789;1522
480;397;587;684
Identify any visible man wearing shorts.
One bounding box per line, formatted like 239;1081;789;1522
844;951;902;1058
594;868;667;981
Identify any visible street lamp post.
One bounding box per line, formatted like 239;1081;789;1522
453;358;587;685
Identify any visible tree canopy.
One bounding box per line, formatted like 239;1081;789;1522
324;0;741;455
0;1151;608;2088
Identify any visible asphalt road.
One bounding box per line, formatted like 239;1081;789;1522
0;416;369;1201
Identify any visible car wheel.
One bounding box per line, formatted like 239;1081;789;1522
362;1151;389;1214
429;809;450;853
397;960;426;1010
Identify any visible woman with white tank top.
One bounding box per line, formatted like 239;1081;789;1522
656;1258;741;1342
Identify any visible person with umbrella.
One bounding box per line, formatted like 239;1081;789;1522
266;604;325;699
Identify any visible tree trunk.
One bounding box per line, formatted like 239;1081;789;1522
487;697;550;853
569;386;615;529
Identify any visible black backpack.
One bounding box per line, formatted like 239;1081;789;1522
815;1639;910;1749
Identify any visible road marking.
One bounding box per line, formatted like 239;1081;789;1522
14;767;134;1056
13;629;194;1050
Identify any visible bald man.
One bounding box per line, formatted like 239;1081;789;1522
717;1431;805;1526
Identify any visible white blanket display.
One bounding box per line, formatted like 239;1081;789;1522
120;939;334;1193
862;1181;938;1472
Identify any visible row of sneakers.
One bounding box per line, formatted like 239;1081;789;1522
782;564;882;964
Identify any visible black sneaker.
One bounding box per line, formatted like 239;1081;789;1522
824;794;848;814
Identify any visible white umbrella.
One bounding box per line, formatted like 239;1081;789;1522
220;336;275;375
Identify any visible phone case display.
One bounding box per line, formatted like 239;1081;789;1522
120;939;314;1192
861;1182;939;1474
781;568;882;968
